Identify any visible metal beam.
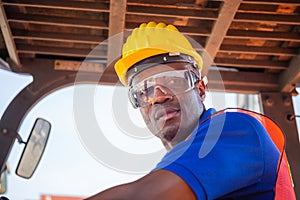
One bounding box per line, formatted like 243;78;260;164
208;70;279;87
260;92;300;199
242;0;300;6
208;70;279;93
239;3;280;12
202;0;242;76
0;1;20;66
219;45;298;56
173;26;211;36
127;0;221;7
279;53;300;93
17;44;107;59
54;60;104;73
2;0;109;12
226;30;300;42
8;13;108;29
127;5;218;20
107;0;127;66
128;0;208;5
12;29;106;44
214;58;288;70
235;13;300;25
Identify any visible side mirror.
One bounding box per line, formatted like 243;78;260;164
16;118;51;179
0;170;7;194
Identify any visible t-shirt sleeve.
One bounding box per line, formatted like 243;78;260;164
154;112;277;199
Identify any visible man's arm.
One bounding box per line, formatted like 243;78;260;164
85;169;197;200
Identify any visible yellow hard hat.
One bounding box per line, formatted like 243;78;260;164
114;22;203;86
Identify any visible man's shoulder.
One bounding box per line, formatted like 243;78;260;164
202;108;264;128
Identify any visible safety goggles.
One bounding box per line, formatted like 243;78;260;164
128;69;199;109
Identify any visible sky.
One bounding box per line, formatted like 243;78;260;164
0;69;299;200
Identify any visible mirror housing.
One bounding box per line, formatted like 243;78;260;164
16;118;51;179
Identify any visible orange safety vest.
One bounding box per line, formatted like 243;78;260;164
221;108;296;200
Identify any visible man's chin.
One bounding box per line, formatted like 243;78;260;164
150;119;181;142
160;125;180;142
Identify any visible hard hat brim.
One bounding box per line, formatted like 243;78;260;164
115;48;168;86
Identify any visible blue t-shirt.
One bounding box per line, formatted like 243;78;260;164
154;108;280;199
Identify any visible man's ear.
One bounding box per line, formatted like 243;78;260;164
196;79;206;101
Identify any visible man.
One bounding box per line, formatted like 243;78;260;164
86;22;295;199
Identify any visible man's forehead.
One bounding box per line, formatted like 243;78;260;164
131;63;191;85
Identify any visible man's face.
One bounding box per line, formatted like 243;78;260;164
130;63;205;149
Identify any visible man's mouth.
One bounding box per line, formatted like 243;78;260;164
155;107;180;121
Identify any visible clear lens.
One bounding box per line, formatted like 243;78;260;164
129;70;197;108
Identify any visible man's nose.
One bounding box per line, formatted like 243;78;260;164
149;85;173;105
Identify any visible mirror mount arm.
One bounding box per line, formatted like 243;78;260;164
16;134;26;145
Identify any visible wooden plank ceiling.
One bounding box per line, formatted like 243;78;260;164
0;0;300;94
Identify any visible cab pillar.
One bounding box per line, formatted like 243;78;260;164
260;92;300;198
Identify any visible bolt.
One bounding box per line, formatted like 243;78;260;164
2;129;8;135
286;114;295;121
282;95;291;106
264;96;274;106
